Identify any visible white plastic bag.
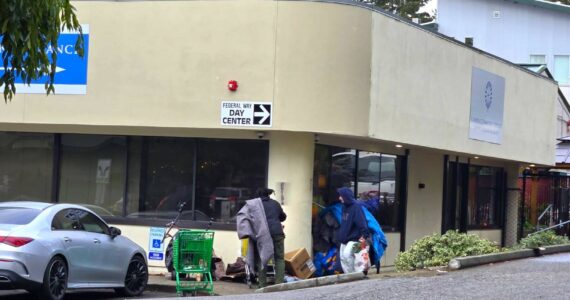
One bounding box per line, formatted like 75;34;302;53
339;242;357;273
340;241;370;273
353;244;370;273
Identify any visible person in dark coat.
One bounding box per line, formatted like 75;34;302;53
336;187;370;273
336;187;369;245
257;188;286;287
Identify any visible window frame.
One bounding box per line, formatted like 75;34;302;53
313;144;407;233
76;209;110;235
553;54;570;85
466;165;505;230
51;208;84;231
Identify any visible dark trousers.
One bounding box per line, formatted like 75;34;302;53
258;234;285;287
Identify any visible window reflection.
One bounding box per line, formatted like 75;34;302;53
59;134;126;216
195;140;268;223
127;137;195;221
312;145;403;232
0;132;53;202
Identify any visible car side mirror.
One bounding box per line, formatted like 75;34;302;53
109;226;122;238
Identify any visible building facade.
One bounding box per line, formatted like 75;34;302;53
438;0;570;100
0;0;559;273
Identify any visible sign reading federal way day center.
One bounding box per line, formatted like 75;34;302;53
0;25;89;95
221;101;273;127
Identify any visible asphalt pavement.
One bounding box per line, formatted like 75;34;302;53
3;253;570;299
155;252;570;300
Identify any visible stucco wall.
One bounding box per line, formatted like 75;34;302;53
0;0;556;165
370;12;557;166
405;150;444;249
467;230;502;246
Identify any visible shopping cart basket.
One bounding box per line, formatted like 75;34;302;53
173;230;215;296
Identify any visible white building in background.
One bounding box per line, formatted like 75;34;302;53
437;0;570;101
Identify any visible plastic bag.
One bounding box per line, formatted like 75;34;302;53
353;242;370;273
340;241;370;273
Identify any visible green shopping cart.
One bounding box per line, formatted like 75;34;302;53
172;230;215;296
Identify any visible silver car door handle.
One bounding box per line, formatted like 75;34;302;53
93;239;101;244
63;237;72;242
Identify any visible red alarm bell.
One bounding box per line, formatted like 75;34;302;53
228;80;238;91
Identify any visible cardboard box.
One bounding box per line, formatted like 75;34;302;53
284;248;316;279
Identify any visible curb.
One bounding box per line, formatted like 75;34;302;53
448;244;570;270
255;272;366;293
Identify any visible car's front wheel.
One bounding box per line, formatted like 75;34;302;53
37;256;67;300
115;255;148;297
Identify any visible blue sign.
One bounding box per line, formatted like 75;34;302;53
148;227;166;261
149;252;164;261
0;25;90;95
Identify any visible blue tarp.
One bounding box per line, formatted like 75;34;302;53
319;203;388;265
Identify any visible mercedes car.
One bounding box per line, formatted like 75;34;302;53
0;201;148;300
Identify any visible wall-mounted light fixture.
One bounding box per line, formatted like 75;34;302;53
474;156;479;159
530;164;536;167
395;144;403;148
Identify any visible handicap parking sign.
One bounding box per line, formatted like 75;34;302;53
148;227;166;260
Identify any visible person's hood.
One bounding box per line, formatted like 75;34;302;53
337;187;356;206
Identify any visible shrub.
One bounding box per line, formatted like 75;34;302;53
514;230;570;249
394;230;499;272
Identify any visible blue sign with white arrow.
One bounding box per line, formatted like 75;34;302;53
0;25;90;95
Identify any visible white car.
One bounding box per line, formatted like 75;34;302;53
0;201;148;300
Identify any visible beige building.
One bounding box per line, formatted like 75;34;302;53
0;0;558;274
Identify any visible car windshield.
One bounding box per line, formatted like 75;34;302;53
0;207;41;225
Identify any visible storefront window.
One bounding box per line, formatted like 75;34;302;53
58;135;127;216
312;145;404;232
377;154;400;231
0;133;53;202
468;166;502;227
195;140;268;223
0;132;270;227
126;137;195;221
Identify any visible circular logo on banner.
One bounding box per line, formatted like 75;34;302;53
484;81;493;110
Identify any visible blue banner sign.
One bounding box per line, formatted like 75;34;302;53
0;25;90;95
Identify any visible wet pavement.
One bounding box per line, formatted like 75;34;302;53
169;252;570;300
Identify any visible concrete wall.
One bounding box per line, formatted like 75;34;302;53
371;11;558;166
267;132;315;253
0;0;557;165
405;150;444;249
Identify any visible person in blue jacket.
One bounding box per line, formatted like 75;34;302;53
336;187;370;273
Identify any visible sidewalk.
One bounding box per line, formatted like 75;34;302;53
146;267;407;297
147;274;255;296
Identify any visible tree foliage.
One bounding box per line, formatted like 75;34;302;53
0;0;83;101
359;0;434;23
